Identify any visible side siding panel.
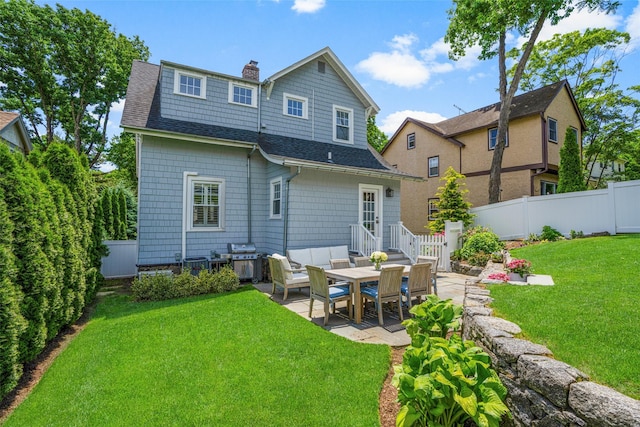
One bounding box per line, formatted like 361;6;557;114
160;66;259;132
260;61;369;148
137;136;256;265
285;169;400;251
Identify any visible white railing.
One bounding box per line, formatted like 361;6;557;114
390;221;460;271
349;224;380;256
389;221;419;262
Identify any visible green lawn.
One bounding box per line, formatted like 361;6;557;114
488;234;640;399
4;287;390;426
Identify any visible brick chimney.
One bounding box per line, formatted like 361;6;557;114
242;60;259;81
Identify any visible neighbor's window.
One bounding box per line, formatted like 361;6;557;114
407;133;416;149
188;176;225;231
540;181;557;195
333;105;353;143
228;82;257;107
174;70;206;99
428;156;439;177
270;178;282;219
548;118;558;143
428;198;439;221
488;127;509;150
283;93;308;119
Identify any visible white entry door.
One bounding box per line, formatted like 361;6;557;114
359;184;383;250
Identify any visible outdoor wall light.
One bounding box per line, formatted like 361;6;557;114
386;187;394;198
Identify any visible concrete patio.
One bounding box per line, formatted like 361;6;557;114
254;272;469;347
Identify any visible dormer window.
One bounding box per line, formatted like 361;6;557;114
174;70;206;99
333;105;353;144
228;82;257;107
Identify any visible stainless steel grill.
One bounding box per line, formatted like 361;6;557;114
227;243;260;282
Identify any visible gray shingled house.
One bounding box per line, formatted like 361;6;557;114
121;47;417;269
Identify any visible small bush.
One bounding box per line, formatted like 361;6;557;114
467;251;491;267
570;229;584;239
540;225;563;241
460;228;503;260
131;267;240;302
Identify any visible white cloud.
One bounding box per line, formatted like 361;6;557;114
378;110;447;136
626;1;640;50
358;34;484;88
291;0;325;13
111;98;126;113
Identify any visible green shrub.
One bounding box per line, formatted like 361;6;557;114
467;251;492;267
540;225;563;241
460;229;503;260
132;267;240;302
570;229;584;239
394;296;510;427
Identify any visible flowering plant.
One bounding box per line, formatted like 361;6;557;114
505;259;532;276
370;251;388;263
487;272;510;282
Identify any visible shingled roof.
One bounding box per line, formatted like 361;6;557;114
436;80;582;136
121;60;417;180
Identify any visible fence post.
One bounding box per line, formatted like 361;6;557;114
522;196;530;239
607;182;617;235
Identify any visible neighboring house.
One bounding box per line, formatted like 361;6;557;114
382;80;585;235
0;111;32;154
121;47;417;267
586;159;625;187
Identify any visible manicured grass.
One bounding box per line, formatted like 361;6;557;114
5;287;390;426
488;235;640;399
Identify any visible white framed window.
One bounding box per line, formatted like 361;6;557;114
488;128;509;150
187;176;225;231
174;69;206;99
228;81;257;107
428;198;439;221
548;117;558;143
270;178;282;219
428;156;439;177
283;93;308;119
407;133;416;149
333;105;353;143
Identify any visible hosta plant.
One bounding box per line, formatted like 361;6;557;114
395;296;511;427
393;335;510;427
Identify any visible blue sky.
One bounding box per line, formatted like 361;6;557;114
44;0;640;139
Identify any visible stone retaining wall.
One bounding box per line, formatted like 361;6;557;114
463;282;640;426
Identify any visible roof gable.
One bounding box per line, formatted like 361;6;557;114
265;47;379;116
0;111;32;153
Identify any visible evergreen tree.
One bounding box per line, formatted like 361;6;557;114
557;127;586;193
428;167;475;233
102;189;114;238
117;188;128;239
0;187;27;398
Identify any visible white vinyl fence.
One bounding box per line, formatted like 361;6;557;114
471;180;640;240
101;240;138;278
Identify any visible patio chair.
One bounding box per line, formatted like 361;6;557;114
401;262;432;309
417;255;439;295
361;265;405;326
306;265;352;326
268;254;310;301
330;258;351;269
353;256;370;267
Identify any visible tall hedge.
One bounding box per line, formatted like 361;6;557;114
0;143;106;400
0;187;27;397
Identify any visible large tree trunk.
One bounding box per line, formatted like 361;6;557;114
488;13;549;204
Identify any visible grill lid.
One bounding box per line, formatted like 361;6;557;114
227;243;257;254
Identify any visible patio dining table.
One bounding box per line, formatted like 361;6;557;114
324;264;410;324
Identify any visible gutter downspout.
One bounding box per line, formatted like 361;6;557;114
283;166;301;254
247;144;257;243
531;114;549;195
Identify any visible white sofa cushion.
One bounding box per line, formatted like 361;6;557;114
329;245;350;260
272;253;294;279
287;249;313;270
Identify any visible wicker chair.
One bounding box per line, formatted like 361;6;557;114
306;265;352;325
401;262;432;308
361;265;405;326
